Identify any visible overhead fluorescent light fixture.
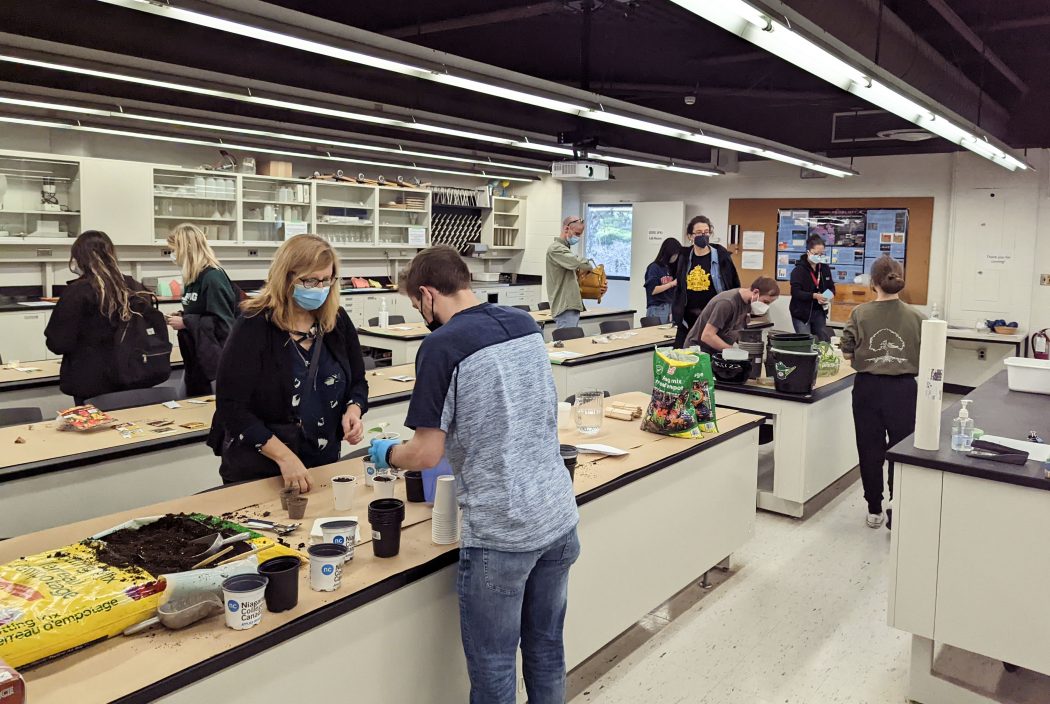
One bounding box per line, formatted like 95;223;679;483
0;114;537;181
92;0;854;175
668;0;1028;171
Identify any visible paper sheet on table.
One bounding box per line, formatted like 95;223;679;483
979;435;1050;463
389;326;414;330
548;351;583;360
741;251;764;270
16;301;53;307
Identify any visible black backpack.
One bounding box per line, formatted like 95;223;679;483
112;292;173;388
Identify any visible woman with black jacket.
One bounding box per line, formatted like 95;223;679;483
789;234;836;342
165;223;238;396
671;215;742;347
44;230;153;404
210;235;368;492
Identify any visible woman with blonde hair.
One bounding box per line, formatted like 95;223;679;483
841;256;924;530
209;235;368;490
166;223;238;395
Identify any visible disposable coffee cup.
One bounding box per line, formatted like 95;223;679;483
320;520;358;562
258;556;301;613
368;498;406;559
432;475;457;515
373;474;396;499
364;460;377;486
308;543;348;592
332;475;358;511
404;471;425;503
287;495;309;519
222;573;269;630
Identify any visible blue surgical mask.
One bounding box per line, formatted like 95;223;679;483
810;254;829;264
293;284;330;311
567;236;580;246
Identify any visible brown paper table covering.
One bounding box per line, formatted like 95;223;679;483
363;363;418;400
357;322;430;339
545;326;676;363
2;392;762;703
0;347;184;388
0;398;216;470
529;306;633;325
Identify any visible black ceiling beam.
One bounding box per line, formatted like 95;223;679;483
978;14;1050;33
385;2;565;39
920;0;1028;95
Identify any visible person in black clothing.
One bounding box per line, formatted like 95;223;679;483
210;235;368;492
44;230;156;404
671;215;741;347
643;237;681;323
789;234;836;342
165;224;238;396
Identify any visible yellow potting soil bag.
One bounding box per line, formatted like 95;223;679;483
641;347;718;438
0;515;297;669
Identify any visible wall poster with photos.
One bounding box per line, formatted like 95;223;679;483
775;207;908;283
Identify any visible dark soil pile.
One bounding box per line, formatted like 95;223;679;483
82;514;240;575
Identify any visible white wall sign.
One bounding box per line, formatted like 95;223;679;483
408;227;427;246
742;230;765;250
284;222;308;239
647;228;665;242
982;251;1012;267
741;251;764;270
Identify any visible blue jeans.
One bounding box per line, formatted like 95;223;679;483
458;527;581;704
646;303;671;324
792;306;831;342
554;310;581;329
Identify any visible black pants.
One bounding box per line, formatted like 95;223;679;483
852;373;917;515
674;310;701;348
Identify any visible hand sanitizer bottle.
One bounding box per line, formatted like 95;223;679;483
951;400;975;452
378;297;390;328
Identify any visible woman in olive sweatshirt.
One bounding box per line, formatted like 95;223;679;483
840;256;924;530
166;224;238;396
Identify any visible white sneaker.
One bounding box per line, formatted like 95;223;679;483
867;512;885;528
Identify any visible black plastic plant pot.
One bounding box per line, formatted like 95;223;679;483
258;556;302;613
368;498;406;558
404;471;425;503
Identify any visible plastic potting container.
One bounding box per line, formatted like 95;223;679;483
771;349;819;395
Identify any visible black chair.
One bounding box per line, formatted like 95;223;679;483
367;315;406;327
0;407;43;427
599;320;632;334
640;316;662;328
363;356;377;371
87;387;179;411
537;302;551;311
511;304;531;312
564;390;611;405
552;327;585;342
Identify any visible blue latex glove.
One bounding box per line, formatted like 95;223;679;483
369;438;402;469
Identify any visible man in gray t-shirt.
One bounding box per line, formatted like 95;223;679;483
369;245;579;704
685;277;781;353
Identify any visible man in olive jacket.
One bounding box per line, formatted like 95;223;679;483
546;216;602;329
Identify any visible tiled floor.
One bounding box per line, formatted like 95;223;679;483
567;480;910;704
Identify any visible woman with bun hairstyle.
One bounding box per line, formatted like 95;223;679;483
840;256;924;530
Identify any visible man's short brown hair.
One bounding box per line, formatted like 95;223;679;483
399;244;471;297
749;276;780;297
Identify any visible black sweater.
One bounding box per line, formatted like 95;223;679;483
210;308;369;453
44;275;149;401
788;255;836;322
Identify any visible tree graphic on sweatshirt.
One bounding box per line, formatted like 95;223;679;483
868;328;907;365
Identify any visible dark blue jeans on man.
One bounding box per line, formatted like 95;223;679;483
457;527;581;704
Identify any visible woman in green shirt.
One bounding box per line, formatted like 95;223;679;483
166;223;238;396
840;256;924;530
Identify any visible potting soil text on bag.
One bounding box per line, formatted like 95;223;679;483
641;347;718;438
0;542;164;669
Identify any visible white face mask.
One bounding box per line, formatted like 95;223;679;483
751;300;770;316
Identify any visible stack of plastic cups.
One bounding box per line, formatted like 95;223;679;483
431;475;460;545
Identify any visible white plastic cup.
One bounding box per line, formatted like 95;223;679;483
222;574;268;630
308;543;348;592
557;402;572;430
363;461;377;487
433;475;458;515
332;475;358;511
373;475;396;499
320;520;358;562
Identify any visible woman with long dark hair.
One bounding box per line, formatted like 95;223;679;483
44;230;152;403
643;237;682;323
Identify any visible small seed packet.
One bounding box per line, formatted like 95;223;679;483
162;400;182;409
151;427;174;434
391;375;415;382
180;421;207;430
146;419;174;427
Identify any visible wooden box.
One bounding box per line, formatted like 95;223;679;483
830;284;874;323
258;160;293;177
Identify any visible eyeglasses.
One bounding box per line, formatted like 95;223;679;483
298;276;335;289
566;219;583;226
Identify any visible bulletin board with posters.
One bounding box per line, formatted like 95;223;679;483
775;208;908;284
725;197;932;305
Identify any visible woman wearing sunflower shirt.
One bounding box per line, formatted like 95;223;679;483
671;215;741;347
